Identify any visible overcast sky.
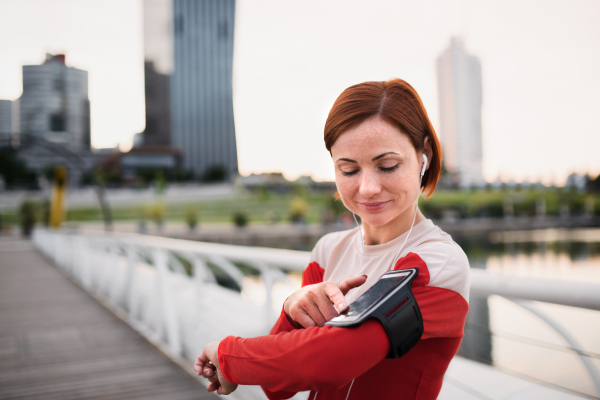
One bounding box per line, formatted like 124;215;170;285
1;0;599;184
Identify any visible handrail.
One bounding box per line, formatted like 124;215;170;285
470;269;600;311
74;228;310;271
74;228;600;311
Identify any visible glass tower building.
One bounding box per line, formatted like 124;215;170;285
171;0;238;178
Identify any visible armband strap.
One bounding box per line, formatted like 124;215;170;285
326;268;423;359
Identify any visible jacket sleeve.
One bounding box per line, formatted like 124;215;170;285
218;320;390;394
393;252;469;340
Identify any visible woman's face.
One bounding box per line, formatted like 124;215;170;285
331;116;425;228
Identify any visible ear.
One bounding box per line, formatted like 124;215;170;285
422;136;433;173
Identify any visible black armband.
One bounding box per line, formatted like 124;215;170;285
325;268;423;358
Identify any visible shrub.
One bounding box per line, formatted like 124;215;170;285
149;203;165;228
19;199;40;237
289;197;308;223
232;212;248;228
202;165;227;182
185;207;200;231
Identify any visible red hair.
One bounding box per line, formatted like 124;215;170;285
324;79;442;198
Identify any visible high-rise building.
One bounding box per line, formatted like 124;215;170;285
171;0;238;178
142;0;173;146
436;37;484;188
17;54;93;186
19;54;91;150
0;100;12;147
143;61;171;146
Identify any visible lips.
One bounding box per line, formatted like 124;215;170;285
358;201;391;211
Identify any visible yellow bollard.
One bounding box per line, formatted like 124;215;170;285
49;167;68;228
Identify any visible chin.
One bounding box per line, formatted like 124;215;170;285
358;212;397;227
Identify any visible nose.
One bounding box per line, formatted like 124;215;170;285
359;169;382;198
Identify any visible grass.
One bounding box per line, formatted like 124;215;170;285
1;188;599;229
63;193;332;224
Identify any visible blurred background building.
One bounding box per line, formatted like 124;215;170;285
16;54;94;186
0;99;12;148
171;0;239;179
437;37;485;189
141;0;173;147
19;54;91;150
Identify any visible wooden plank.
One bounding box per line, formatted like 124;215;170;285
0;239;218;400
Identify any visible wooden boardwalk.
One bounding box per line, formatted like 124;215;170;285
0;237;218;400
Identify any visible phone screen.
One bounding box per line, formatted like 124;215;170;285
340;272;409;318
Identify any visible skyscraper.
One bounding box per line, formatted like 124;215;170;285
19;54;91;150
171;0;238;178
142;0;172;146
436;37;484;188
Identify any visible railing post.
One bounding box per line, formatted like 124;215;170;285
80;237;92;290
250;261;287;331
191;254;209;351
126;244;139;322
192;253;216;285
108;243;122;306
262;267;274;330
153;248;182;357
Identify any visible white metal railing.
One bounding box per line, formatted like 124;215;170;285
32;228;600;399
32;228;308;400
470;269;600;311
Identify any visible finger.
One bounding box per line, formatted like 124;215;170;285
313;285;340;321
338;275;368;295
322;281;349;314
302;296;328;326
289;307;317;328
202;365;215;378
207;381;220;392
194;355;206;374
217;386;227;395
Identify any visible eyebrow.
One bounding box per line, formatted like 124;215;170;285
336;152;399;163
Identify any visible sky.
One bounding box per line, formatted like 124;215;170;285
0;0;599;185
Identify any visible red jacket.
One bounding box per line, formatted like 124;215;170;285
218;250;469;400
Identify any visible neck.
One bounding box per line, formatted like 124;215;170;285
361;204;426;245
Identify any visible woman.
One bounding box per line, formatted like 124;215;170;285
195;79;470;400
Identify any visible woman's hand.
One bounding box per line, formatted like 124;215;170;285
194;341;238;395
283;275;368;328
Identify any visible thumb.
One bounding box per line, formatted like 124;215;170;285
337;275;367;296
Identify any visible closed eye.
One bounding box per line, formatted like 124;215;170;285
380;165;399;172
341;170;359;176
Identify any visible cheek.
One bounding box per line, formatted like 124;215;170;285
383;171;417;198
335;176;358;203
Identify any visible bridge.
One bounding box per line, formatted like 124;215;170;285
1;229;599;399
0;237;216;400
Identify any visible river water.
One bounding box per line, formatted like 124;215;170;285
459;228;600;398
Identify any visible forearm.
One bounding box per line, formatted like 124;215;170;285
218;320;390;393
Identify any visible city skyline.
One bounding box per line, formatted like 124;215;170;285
0;0;599;185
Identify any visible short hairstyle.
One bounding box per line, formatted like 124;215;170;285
324;78;442;198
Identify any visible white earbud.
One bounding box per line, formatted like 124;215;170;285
420;154;428;179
